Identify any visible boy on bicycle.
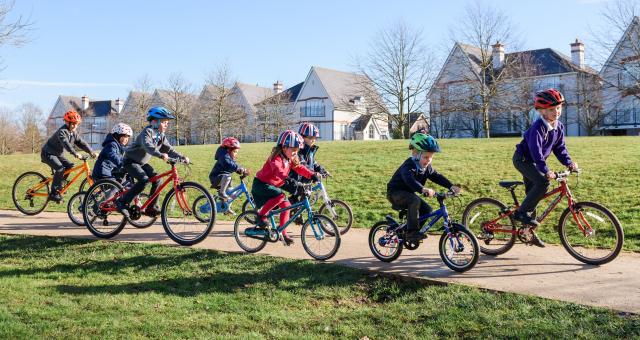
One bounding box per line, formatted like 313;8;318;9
41;110;97;203
92;123;133;182
116;107;189;219
387;133;461;242
512;88;578;247
209;136;249;201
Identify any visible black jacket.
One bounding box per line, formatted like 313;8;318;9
42;125;92;157
387;157;453;194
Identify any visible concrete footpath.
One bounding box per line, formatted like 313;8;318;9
0;209;638;314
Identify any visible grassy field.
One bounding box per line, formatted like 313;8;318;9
1;234;638;339
1;137;638;250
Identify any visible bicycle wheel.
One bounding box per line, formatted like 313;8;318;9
129;193;157;228
79;177;91;192
241;198;255;213
162;181;216;246
558;201;624;265
233;210;268;253
301;214;341;261
83;179;127;238
67;191;86;226
368;221;403;262
12;171;50;215
462;197;516;256
318;199;353;235
439;223;479;272
191;194;212;223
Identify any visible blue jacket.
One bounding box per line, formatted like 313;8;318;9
515;118;572;174
288;144;323;181
92;134;125;180
209;146;241;180
387;158;453;194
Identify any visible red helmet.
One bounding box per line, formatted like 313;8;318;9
63;110;82;124
534;89;565;109
221;137;240;149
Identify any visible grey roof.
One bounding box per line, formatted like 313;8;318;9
54;96;117;117
312;66;371;110
151;89;198;107
235;82;273;105
351;114;372;132
255;81;304;106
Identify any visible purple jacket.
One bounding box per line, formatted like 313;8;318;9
515;118;572;174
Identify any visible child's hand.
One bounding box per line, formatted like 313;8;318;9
161;154;169;162
290;154;301;166
450;186;462;195
183;156;190;164
546;171;557;180
569;163;579;171
422;187;436;197
91;152;98;159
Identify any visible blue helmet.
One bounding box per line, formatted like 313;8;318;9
147;106;175;121
276;130;304;148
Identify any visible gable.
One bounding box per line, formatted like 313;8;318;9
434;44;482;87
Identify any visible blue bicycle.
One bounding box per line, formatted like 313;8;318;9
369;191;479;272
193;174;256;222
233;183;341;261
305;175;353;235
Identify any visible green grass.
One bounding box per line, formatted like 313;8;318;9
0;234;638;339
1;137;639;250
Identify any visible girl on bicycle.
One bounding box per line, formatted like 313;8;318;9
116;107;189;219
387;133;461;242
41;110;97;203
251;130;320;245
283;122;326;206
209;137;249;201
512;88;578;247
92;123;133;182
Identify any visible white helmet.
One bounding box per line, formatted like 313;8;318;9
111;123;133;136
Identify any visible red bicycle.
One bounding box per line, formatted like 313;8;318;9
462;170;624;265
82;158;216;246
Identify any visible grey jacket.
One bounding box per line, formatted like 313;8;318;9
42;125;92;157
124;126;184;165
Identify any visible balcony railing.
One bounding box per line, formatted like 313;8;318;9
300;105;325;117
602;109;640;127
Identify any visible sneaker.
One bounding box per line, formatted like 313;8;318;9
283;234;295;245
405;230;426;241
294;216;305;225
48;192;63;203
115;199;131;220
255;216;269;230
513;210;540;227
217;190;230;201
144;207;160;217
530;230;546;248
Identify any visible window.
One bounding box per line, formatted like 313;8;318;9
300;99;325;117
623;62;640;87
534;76;560;92
340;124;348;140
368;124;375;139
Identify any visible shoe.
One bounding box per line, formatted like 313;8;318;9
115;199;131;220
513;210;540;227
530;230;546;248
405;230;426;241
48;192;63;203
144;206;160;217
283;234;295;246
217;191;229;201
255;216;269;229
294;216;304;225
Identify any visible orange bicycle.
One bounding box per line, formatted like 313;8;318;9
12;155;94;215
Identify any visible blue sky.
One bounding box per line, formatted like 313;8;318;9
0;0;613;114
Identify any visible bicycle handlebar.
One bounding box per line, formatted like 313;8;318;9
555;169;581;180
167;158;191;165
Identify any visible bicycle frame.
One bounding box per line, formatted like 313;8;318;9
28;160;93;197
249;195;327;240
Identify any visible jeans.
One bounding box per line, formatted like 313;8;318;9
512;151;550;214
121;160;159;208
387;190;432;232
41;151;74;193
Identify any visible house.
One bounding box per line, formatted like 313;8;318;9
119;91;153;135
599;16;640;136
350;114;387;140
408;112;430;134
253;81;303;142
47;95;123;149
232;82;274;142
429;40;601;138
291;66;389;140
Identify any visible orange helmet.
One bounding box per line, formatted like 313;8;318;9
63;110;82;124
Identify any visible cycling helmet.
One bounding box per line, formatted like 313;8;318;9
410;133;440;152
534;89;565;109
111;123;133;136
63;110;82;124
298;122;320;137
276;130;304;148
221;137;241;149
146;106;175;121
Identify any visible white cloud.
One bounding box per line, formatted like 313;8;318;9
1;79;132;88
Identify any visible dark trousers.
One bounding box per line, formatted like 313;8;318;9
512;152;550;214
41;150;74;193
121;161;158;208
387;190;432;232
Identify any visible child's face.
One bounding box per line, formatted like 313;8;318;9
229;148;239;159
303;136;317;147
539;104;562;123
283;146;299;159
67;122;78;131
118;135;130;146
153;119;170;132
413;150;435;168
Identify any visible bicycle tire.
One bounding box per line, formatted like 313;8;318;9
301;214;341;261
233;210;268;253
368;220;403;262
129;193;157;228
462;197;516;256
161;181;216;246
439;223;479;272
83;179;127;238
12;171;49;215
318;199;353;235
67;191;86;226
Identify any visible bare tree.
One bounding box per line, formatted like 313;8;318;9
164;73;195;145
0;106;18;154
447;1;520;138
16;102;44;153
0;1;32;79
573;72;606;136
255;89;295;142
356;20;436;138
120;74;154;134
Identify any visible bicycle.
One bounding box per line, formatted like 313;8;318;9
12;155;94;215
82;158;216;246
304;174;353;235
233;183;341;261
369;191;479;272
462;170;624;265
193;173;256;222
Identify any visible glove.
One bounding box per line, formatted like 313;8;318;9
91;151;98;159
311;173;320;182
74;153;83;159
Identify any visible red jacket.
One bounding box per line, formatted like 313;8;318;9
256;153;314;187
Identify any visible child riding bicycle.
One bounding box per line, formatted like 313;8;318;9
209;136;249;202
92;122;133;182
386;133;461;242
116;107;189;219
512;88;579;247
41;110;98;202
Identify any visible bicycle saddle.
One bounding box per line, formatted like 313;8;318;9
498;181;524;189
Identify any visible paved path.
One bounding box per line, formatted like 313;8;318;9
0;209;638;314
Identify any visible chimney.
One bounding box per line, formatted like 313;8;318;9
81;95;89;110
115;98;123;113
273;81;283;94
571;38;585;69
492;41;505;69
